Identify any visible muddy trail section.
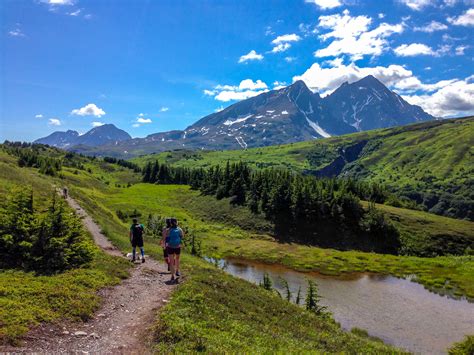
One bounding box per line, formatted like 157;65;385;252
1;195;175;354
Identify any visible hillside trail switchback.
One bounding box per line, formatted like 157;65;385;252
1;194;175;354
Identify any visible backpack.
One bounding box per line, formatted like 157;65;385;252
168;227;182;248
132;224;144;239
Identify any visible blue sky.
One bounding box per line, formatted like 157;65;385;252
1;0;473;141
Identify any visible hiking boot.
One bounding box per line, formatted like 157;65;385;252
142;258;145;263
170;276;175;282
131;258;136;263
176;271;181;277
167;264;170;272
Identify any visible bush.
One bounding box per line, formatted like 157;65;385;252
448;335;474;355
0;187;94;274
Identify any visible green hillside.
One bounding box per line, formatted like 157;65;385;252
0;145;404;352
132;117;474;221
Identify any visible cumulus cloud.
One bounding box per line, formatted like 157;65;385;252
315;10;404;60
132;123;140;128
71;103;106;117
204;79;269;102
305;0;342;9
160;107;169;112
35;114;43;118
48;118;61;126
214;106;224;113
271;43;291;53
293;60;473;116
394;43;452;56
448;8;474;26
273;81;287;90
413;21;448;32
394;43;436;56
403;78;474;117
238;50;264;63
91;121;104;127
272;34;301;44
270;34;300;53
285;56;296;62
398;0;433;11
137;117;152;123
293;61;455;95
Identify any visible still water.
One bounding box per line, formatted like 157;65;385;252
209;258;474;354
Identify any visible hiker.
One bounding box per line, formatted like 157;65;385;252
166;218;184;282
129;218;145;263
62;187;68;199
161;218;171;271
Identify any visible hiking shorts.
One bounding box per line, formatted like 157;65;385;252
166;246;181;255
131;237;144;248
163;248;169;258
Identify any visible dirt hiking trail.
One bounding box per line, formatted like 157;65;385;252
2;195;175;354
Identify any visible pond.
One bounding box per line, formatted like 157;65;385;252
208;257;474;354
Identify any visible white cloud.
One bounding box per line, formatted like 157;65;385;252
271;34;301;44
68;9;81;16
71;103;106;117
160;107;169;112
273;81;287;90
315;10;404;60
205;79;269;102
238;79;268;90
398;0;432;11
455;45;469;55
394;43;435;56
403;78;474;117
41;0;75;5
394;43;453;56
137;117;152;123
285;56;296;62
414;21;448;32
91;121;104;127
48;118;61;126
293;61;456;95
378;13;385;19
271;43;291;53
238;50;264;63
214;106;224;112
35;114;43;118
8;26;25;37
305;0;342;10
448;8;474;26
270;33;301;53
132;123;140;128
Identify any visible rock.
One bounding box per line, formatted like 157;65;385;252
74;331;88;336
162;299;169;303
90;332;100;339
97;313;106;317
62;330;70;335
120;303;125;307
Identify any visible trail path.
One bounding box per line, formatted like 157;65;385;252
2;195;175;354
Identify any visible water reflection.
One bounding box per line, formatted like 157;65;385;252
205;257;474;354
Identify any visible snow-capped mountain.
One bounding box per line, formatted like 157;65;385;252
36;75;434;156
34;124;131;148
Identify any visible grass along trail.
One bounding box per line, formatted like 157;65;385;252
2;195;175;354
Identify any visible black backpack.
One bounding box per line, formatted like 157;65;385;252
132;224;144;239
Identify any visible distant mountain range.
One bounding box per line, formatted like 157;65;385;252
35;75;434;156
34;124;131;148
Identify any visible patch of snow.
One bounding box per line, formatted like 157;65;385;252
281;110;289;115
305;118;331;138
255;115;264;118
266;110;274;113
235;136;247;149
161;138;165;141
183;131;187;139
223;114;253;126
305;101;314;114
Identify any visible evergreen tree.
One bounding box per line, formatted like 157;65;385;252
305;280;326;315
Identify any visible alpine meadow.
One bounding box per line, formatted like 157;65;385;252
1;0;474;354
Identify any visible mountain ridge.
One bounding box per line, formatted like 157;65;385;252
35;75;434;156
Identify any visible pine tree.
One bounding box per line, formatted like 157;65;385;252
305;280;326;315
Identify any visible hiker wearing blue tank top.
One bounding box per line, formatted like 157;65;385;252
166;218;184;282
